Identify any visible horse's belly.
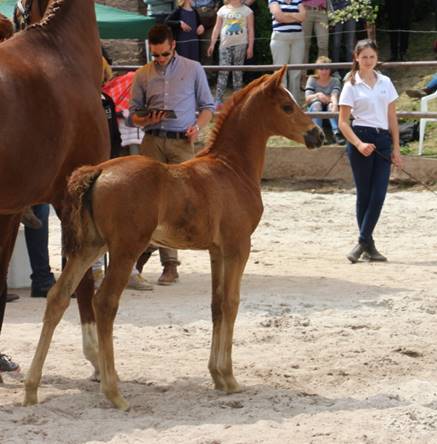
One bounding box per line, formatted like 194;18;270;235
151;224;210;250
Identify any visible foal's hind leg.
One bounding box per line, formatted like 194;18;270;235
76;267;101;381
208;239;250;393
24;247;102;406
92;253;136;411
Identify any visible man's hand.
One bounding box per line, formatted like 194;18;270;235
132;110;166;127
186;124;200;143
197;24;205;35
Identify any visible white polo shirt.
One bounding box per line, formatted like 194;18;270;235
339;71;398;130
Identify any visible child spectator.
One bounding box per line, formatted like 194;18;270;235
166;0;205;61
208;0;254;107
305;55;345;144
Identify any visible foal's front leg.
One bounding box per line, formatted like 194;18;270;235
209;239;250;393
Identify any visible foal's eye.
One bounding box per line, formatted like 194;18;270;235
282;104;293;113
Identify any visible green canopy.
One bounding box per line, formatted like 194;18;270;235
0;1;155;39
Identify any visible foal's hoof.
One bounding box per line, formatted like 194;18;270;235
23;392;38;406
112;395;130;411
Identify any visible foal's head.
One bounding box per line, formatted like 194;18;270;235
256;66;324;149
13;0;51;31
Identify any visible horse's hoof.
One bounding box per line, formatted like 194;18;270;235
112;395;129;411
90;371;100;382
23;392;38;406
224;379;242;394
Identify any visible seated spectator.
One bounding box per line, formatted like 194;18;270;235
305;55;345;145
166;0;204;62
406;74;437;99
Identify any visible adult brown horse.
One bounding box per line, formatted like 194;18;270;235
24;66;324;410
0;0;109;382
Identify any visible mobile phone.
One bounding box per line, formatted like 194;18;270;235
135;109;177;119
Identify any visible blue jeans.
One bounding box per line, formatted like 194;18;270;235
347;126;392;244
308;101;339;133
426;74;437;93
24;204;55;290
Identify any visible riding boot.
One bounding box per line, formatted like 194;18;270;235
158;262;179;286
362;239;387;262
346;241;366;263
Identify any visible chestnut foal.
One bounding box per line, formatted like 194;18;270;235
24;66;324;410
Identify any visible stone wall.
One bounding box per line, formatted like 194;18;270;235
97;0;147;66
96;0;147;14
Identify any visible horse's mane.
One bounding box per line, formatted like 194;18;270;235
202;73;270;153
26;0;66;32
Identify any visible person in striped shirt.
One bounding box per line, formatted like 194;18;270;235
268;0;306;102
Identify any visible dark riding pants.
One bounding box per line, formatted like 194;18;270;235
347;126;392;244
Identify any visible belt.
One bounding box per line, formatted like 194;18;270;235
353;125;390;135
304;5;326;10
146;129;187;139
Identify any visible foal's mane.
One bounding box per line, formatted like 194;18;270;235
26;0;66;31
203;73;270;152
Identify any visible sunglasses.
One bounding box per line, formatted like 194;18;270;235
151;51;172;58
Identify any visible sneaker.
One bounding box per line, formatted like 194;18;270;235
6;293;19;303
93;269;104;289
127;274;154;291
334;132;346;146
0;354;20;373
31;280;55;298
405;89;428;99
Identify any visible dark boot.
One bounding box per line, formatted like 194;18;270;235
363;240;387;262
158;262;179;286
347;242;366;263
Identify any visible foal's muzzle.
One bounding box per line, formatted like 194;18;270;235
304;126;324;149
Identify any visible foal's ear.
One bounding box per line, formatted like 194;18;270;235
266;65;287;89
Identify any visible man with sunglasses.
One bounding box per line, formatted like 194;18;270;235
129;24;214;288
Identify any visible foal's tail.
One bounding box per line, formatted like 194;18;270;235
62;165;103;256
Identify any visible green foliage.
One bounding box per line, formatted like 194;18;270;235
328;0;379;25
253;0;272;65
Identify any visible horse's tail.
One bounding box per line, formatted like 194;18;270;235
62;165;103;256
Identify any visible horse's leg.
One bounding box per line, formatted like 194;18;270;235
0;214;21;384
93;252;135;411
76;267;101;381
56;202;102;380
24;246;103;406
208;247;226;390
209;239;250;393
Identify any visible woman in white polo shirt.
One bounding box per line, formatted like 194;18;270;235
339;39;402;264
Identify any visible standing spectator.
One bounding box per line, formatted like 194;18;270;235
339;39;402;263
269;0;306;101
305;55;345;144
193;0;220;66
385;0;413;61
24;205;56;298
166;0;205;61
144;0;175;24
302;0;329;64
329;0;356;70
129;24;214;285
208;0;254;107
